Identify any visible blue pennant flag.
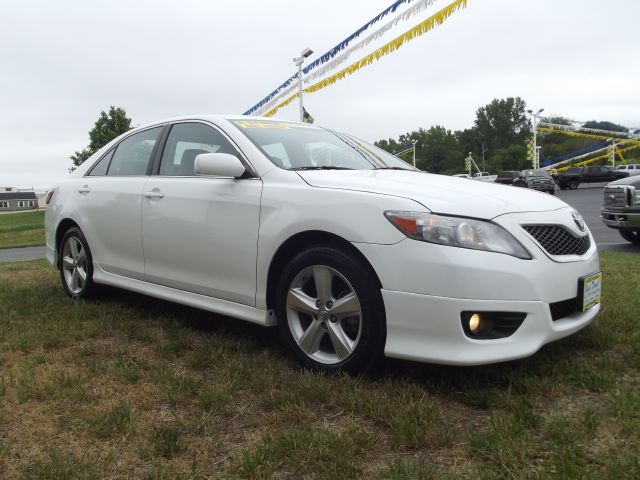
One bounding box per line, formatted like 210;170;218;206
302;107;315;124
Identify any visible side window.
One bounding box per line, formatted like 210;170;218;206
108;127;162;176
88;149;114;176
159;123;239;176
0;201;8;208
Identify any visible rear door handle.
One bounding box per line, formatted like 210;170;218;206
144;190;165;199
78;185;90;194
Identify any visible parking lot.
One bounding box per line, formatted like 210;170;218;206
555;183;639;253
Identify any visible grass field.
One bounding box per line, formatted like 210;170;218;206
0;253;638;479
0;210;45;249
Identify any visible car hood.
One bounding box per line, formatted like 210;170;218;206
607;175;640;187
297;170;568;219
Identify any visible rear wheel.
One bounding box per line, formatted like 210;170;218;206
569;179;579;189
275;246;385;373
620;230;640;245
59;227;98;298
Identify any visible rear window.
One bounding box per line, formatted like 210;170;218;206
497;171;516;178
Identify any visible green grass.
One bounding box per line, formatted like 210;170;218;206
0;252;638;478
0;210;45;249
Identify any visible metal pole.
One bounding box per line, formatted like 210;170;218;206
532;114;538;169
611;140;616;168
412;141;417;167
297;60;304;122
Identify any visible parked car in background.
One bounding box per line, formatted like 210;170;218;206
515;169;556;194
45;115;601;372
616;164;640;176
495;170;521;185
601;175;640;245
558;165;628;190
472;172;497;182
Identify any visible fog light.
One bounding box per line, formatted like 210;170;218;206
461;311;527;340
468;313;481;333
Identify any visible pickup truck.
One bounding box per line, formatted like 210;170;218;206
601;175;640;245
472;172;497;182
558;165;628;190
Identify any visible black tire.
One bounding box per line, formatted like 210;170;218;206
548;189;555;195
619;230;640;245
58;227;98;299
275;245;386;373
569;179;579;189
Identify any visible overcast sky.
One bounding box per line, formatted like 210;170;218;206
1;0;639;188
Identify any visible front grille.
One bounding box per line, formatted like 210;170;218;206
522;225;590;256
603;187;628;208
549;297;579;321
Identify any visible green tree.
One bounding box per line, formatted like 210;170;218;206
474;97;530;154
70;106;132;170
581;120;628;133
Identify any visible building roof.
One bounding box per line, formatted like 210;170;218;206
0;192;37;200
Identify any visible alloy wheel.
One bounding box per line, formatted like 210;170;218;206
61;236;88;294
285;265;362;365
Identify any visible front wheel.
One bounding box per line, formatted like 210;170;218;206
569;179;579;189
275;246;386;373
620;230;640;245
59;227;98;298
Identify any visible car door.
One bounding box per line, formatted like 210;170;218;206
75;125;164;279
141;121;262;306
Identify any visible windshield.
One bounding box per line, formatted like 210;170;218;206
523;170;550;178
230;119;415;171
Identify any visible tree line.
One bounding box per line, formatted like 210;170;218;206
70;100;637;173
375;97;637;174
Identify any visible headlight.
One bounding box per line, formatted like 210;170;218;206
384;211;531;259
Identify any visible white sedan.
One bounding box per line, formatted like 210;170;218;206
45;116;601;372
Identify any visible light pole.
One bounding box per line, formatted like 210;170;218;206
527;108;544;169
294;47;313;122
412;140;418;167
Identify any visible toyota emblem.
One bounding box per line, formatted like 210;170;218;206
571;210;585;232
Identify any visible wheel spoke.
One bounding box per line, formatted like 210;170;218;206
77;266;87;282
76;247;86;265
62;256;75;270
298;320;325;355
287;288;318;316
70;269;79;291
326;321;354;360
313;266;333;303
69;238;79;259
329;293;360;318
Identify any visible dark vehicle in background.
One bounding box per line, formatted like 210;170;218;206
495;170;521;185
558;165;628;190
601;176;640;245
515;169;555;194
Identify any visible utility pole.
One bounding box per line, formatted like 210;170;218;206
527;108;544;169
481;143;487;171
293;47;313;122
610;140;616;168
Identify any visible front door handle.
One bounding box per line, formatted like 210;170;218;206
144;190;165;199
78;185;91;194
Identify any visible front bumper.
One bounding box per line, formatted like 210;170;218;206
354;208;600;365
601;209;640;229
381;290;599;365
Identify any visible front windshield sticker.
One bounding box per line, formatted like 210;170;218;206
232;120;319;130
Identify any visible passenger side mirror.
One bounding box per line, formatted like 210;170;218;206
194;153;246;178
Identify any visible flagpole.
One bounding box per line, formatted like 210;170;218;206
293;48;313;122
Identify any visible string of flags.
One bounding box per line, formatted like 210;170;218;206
244;0;469;119
243;0;419;116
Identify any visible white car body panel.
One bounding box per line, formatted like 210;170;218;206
45;115;602;366
297;169;565;219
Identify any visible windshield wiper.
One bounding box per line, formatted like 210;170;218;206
290;166;354;171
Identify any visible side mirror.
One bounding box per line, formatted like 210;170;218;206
194;153;246;178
